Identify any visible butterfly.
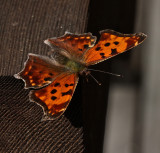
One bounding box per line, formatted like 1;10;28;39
14;29;147;120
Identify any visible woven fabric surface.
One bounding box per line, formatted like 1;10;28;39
0;76;84;152
0;0;90;152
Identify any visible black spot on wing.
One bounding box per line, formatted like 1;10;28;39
114;41;119;45
65;83;74;87
84;44;89;49
62;89;73;96
54;82;60;87
104;42;110;47
100;53;105;56
95;47;101;51
49;73;53;76
99;52;106;59
44;77;52;81
51;96;57;101
111;48;118;55
65;84;69;87
51;89;57;94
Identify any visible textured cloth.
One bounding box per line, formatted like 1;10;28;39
0;76;84;152
0;0;89;152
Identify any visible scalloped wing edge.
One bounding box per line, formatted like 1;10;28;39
85;29;147;66
44;31;97;48
29;73;79;120
14;53;62;89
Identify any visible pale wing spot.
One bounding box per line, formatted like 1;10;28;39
80;36;85;39
66;36;71;39
28;66;32;71
135;41;138;46
110;35;116;39
24;72;28;75
29;76;32;79
39;96;46;100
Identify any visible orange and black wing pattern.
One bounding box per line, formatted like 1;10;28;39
83;29;147;65
30;73;78;119
14;53;65;89
45;32;96;59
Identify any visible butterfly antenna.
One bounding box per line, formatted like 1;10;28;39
88;73;101;86
88;68;123;77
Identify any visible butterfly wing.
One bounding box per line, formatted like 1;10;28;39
83;29;147;65
30;72;79;119
14;53;66;89
44;32;96;59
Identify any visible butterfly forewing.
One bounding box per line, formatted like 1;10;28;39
14;53;66;89
45;32;96;60
83;29;147;65
30;73;79;119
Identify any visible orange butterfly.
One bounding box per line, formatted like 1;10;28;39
14;29;146;120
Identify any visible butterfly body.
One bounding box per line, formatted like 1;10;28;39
65;59;86;73
14;29;146;120
50;49;86;74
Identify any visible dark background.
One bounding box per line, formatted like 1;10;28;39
1;0;159;153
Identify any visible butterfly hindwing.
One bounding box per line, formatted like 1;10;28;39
30;73;79;119
44;32;96;60
83;29;147;65
14;53;66;89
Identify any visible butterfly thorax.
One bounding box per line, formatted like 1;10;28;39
66;60;86;73
51;51;86;73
